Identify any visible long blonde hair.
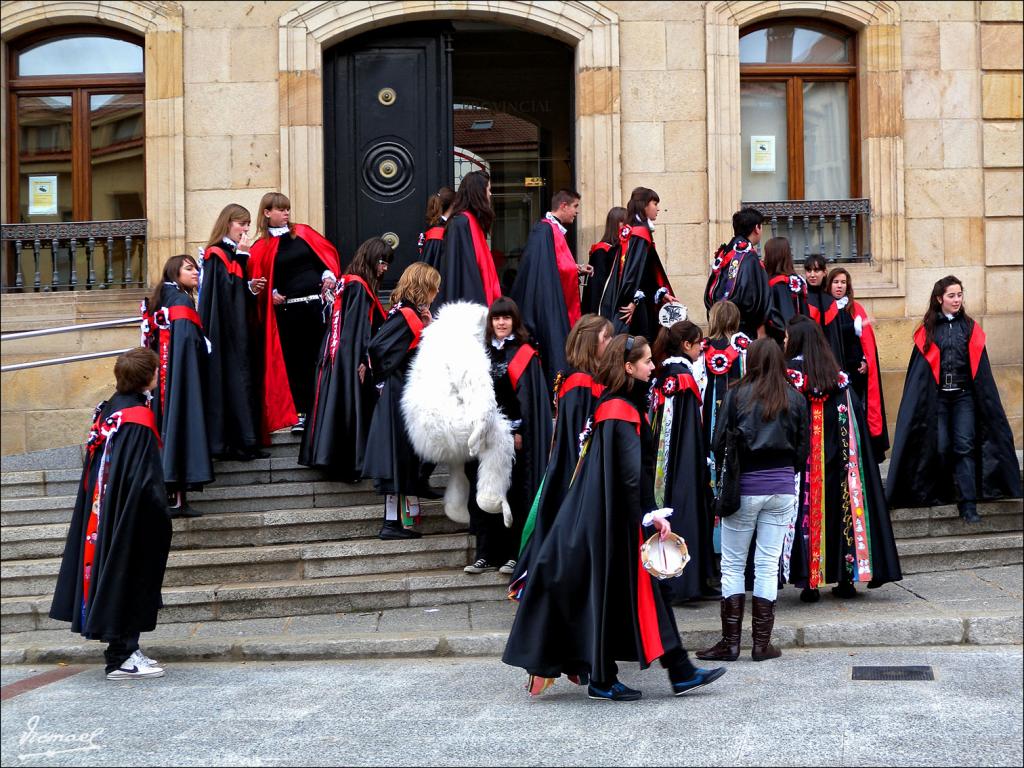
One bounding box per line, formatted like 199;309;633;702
708;300;741;339
205;204;251;252
390;262;440;308
255;192;291;239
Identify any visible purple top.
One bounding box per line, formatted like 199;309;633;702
740;467;796;497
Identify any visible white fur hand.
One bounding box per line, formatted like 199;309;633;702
502;499;513;529
468;422;486;457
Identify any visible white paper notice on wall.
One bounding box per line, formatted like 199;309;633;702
28;175;58;215
750;136;775;173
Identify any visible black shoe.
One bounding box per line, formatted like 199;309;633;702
959;506;981;523
588;680;642;701
672;666;726;696
291;415;306;434
418;484;444;501
831;582;859;599
800;588;820;603
242;448;270;460
169;502;201;519
378;521;421;540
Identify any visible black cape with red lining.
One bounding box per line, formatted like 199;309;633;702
148;283;213;491
198;241;261;457
806;285;845;364
599;224;673;338
509;221;573;389
651;360;715;602
509;368;603;590
502;391;683;682
361;302;425;495
703;237;770;339
765;273;810;345
299;275;387;481
436;213;499;309
886;323;1021;508
419;226;445;271
584;241;614;315
49;392;172;639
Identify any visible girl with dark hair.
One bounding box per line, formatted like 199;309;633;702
697;339;807;663
649;320;717;603
803;253;843;361
143;254;213;517
465;297;552;575
504;334;726;701
437;171;501;307
418;186;455;271
783;315;902;602
247;192;342;439
300;237;392;480
583;206;627;315
826;267;888;458
198;204;267;461
704;207;770;339
363;263;441;539
763;237;808;345
509;313;612;595
599;187;677;337
887;276;1020;521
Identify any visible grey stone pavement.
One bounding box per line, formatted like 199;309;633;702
1;646;1021;767
3;565;1022;664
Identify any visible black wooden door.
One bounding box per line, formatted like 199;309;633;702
324;26;452;289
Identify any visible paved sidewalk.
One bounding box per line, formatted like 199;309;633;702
2;565;1021;665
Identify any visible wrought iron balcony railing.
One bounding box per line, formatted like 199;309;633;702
1;219;147;293
739;198;871;264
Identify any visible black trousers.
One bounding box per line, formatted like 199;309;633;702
937;388;976;508
466;461;522;564
103;632;141;673
274;301;326;416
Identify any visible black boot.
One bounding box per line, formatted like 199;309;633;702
751;596;781;661
378;520;421;540
958;501;981;523
696;594;745;661
831;580;859;599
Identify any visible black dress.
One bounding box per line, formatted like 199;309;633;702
198;240;261;457
49;392;172;639
599;223;673;338
704;237;770;339
584;242;614;315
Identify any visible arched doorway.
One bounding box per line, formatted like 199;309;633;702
323;22;574;289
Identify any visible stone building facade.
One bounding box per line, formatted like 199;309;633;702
1;0;1021;454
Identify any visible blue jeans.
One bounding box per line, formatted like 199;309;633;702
720;494;797;601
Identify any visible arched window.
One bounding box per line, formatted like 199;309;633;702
7;27;145;224
739;20;858;202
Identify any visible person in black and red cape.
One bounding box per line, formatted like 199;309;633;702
826;267;889;459
49;348;172;680
247;192;342;440
198;203;267;462
510;189;594;389
437;171;501;308
583;206;627;315
509;313;612;597
300;237;391;481
803;253;843;360
502;333;725;701
705;207;770;339
887;275;1021;522
762;237;809;346
418;186;454;271
599;187;678;338
143;254;213;518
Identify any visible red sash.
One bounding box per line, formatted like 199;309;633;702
545;219;581;327
559;371;604;400
463;212;501;306
424;226;445;242
769;274;788;287
204;246;244;279
508;344;538;390
398;306;425;351
155;305;203;412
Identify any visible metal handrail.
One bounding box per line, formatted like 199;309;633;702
1;316;140;342
2;348;133;373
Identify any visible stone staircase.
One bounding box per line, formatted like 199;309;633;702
1;434;1021;636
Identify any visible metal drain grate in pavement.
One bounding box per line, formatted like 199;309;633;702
852;665;935;681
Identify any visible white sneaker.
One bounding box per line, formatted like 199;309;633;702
137;649;159;667
464;558;496;574
106;650;164;680
498;559;516;575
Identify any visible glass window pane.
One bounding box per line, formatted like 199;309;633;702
18;36;143;76
740;24;850;64
803;81;851;199
741;81;789;201
91;93;146;220
17;95;73;223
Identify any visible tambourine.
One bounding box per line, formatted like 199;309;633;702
640;532;690;580
658;302;688;328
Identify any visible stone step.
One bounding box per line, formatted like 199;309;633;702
2;501;466;561
897;531;1023;574
889;499;1023;539
1;532;475;597
0;568;511;634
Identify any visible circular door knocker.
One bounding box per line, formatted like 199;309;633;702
378;159;399;179
378;87;397;106
382;232;399;249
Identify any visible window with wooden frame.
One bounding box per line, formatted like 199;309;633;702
6;27;145;224
739;20;858;202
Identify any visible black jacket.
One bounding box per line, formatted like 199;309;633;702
714;384;808;474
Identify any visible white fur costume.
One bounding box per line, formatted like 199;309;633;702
401;301;515;526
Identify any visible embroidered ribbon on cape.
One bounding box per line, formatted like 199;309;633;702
844;390;873;582
808;397;827;589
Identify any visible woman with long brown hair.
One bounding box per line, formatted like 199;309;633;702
697;338;807;663
418;186;455;271
887;275;1020;521
583;206;627;315
198;204;266;461
437;171;500;307
763;237;808;345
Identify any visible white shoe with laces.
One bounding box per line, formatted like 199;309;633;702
137;649;159;667
106;650;164;680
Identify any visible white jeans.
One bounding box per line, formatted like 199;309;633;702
720;494;798;601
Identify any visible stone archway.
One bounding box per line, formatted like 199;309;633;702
1;1;186;284
705;0;905;296
278;0;620;246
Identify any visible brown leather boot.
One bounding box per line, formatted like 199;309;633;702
696;594;745;661
751;596;782;661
